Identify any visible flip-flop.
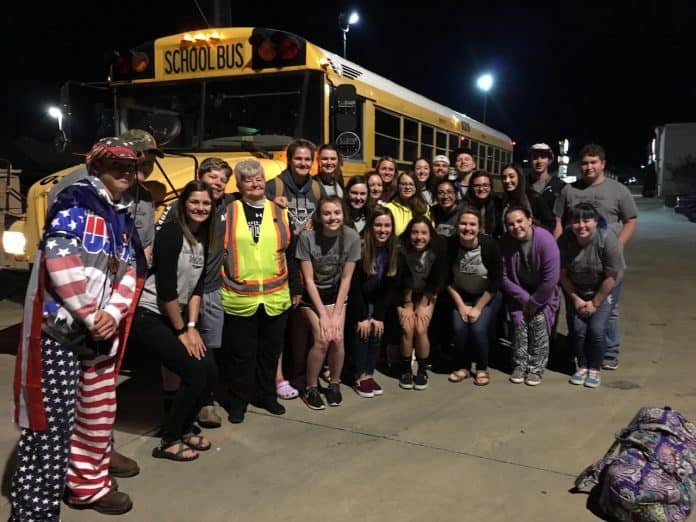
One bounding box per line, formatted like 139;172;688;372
448;369;470;383
276;380;299;400
474;370;490;386
152;440;198;462
182;433;211;451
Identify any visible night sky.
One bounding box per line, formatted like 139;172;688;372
3;2;696;173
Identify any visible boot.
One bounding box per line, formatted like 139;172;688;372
67;490;133;515
109;450;140;478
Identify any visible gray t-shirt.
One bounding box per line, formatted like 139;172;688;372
559;228;625;297
156;193;234;293
516;237;538;291
554;177;638;234
452;245;488;295
296;226;361;291
138;223;205;314
405;249;437;293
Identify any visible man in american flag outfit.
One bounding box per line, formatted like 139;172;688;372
10;137;145;519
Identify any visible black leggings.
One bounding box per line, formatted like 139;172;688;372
223;306;288;409
131;308;217;443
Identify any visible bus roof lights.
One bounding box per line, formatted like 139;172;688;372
131;52;149;73
250;29;306;70
279;37;300;60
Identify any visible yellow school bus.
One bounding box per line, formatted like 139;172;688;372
3;26;513;269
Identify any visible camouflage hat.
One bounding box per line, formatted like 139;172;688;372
120;129;164;157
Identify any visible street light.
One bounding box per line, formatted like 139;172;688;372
476;73;494;124
48;106;63;131
339;10;360;59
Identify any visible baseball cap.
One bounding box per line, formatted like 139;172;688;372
120;129;164;157
433;154;450;165
529;143;554;160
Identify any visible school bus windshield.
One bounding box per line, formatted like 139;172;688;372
114;70;323;152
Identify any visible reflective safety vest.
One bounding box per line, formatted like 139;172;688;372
221;199;292;316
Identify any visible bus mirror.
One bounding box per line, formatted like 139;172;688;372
335;84;357;132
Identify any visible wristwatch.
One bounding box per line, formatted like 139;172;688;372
187;321;197;329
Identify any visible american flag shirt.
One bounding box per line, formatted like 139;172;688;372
40;177;138;347
14;176;142;429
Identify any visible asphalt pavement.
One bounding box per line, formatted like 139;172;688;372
1;197;695;521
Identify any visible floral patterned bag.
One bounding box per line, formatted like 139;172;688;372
574;407;696;521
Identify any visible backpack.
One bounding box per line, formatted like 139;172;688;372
574;406;696;521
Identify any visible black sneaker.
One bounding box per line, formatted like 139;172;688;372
325;383;343;406
413;372;429;390
399;372;414;389
303;387;326;410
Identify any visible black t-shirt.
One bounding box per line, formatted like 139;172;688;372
243;201;265;242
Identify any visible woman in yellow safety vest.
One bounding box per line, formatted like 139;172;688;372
221;159;302;423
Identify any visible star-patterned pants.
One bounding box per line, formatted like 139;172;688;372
11;336;80;521
11;335;121;520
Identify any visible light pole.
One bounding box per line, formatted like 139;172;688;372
48;106;63;131
476;73;494;124
339;11;360;59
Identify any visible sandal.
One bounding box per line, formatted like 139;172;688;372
182;432;211;451
448;369;470;383
152;440;199;462
474;370;490;386
276;380;299;400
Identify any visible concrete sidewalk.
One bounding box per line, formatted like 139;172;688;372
2;198;695;521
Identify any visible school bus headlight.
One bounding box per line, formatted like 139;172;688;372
3;231;26;256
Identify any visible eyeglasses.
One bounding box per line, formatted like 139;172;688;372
472;184;491;190
437;190;455;196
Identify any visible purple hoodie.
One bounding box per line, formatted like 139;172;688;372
501;225;560;334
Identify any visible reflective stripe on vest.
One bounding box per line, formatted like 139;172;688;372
222;199;291;295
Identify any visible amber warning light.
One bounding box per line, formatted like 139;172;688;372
249;29;305;70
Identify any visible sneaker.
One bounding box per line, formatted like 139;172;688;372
509;368;525;384
525;373;542;386
399;372;414;390
602;358;619;370
413;372;429;390
108;451;139;478
353;380;374;398
584;370;601;388
325;383;343;406
569;368;588;385
366;377;383;396
303;387;326;410
253;399;286;416
197;405;222;429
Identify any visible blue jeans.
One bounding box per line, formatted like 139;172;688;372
451;292;502;371
570;286;620;370
353;304;381;378
604;283;622;360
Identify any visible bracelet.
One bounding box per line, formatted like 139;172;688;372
187;321;197;329
174;325;188;335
